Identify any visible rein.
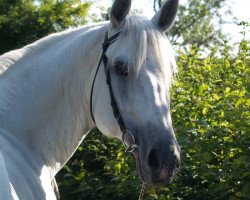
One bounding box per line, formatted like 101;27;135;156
90;31;138;153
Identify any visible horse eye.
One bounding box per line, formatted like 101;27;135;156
115;62;128;76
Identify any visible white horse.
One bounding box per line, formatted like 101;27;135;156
0;0;180;199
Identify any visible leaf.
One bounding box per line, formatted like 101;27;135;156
202;152;212;162
225;87;231;93
242;172;250;178
235;99;243;108
243;182;250;193
235;192;244;197
213;93;220;100
225;60;231;68
202;107;208;115
220;110;225;117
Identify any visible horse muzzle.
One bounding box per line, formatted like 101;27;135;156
132;135;181;186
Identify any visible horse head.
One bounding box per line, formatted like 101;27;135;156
91;0;180;185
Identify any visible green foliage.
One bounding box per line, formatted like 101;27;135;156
0;0;90;54
154;0;230;51
165;39;250;200
57;38;250;199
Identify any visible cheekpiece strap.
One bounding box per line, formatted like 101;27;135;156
90;31;121;123
90;30;138;153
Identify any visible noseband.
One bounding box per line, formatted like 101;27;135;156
90;31;138;153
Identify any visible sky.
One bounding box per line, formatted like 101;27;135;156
89;0;250;43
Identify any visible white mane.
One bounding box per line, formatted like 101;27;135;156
0;21;108;75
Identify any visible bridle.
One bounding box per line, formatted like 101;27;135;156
90;31;138;153
90;31;146;200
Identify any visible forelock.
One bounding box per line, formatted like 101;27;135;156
109;15;177;96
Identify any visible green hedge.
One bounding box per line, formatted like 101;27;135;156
56;39;250;200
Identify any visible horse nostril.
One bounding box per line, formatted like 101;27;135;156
148;149;160;171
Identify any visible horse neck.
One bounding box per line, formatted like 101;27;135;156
0;23;107;177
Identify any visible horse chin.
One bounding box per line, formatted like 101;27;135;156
132;150;146;183
133;150;148;183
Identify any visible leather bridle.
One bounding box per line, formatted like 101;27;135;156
90;31;138;153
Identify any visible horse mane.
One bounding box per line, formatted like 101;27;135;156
0;21;108;75
109;15;177;95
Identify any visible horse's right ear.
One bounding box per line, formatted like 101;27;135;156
110;0;131;28
151;0;179;32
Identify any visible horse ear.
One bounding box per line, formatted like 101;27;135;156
110;0;131;28
151;0;179;32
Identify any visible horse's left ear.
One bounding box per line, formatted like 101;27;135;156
151;0;179;32
110;0;131;28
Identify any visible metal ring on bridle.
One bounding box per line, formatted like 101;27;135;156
122;130;138;153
